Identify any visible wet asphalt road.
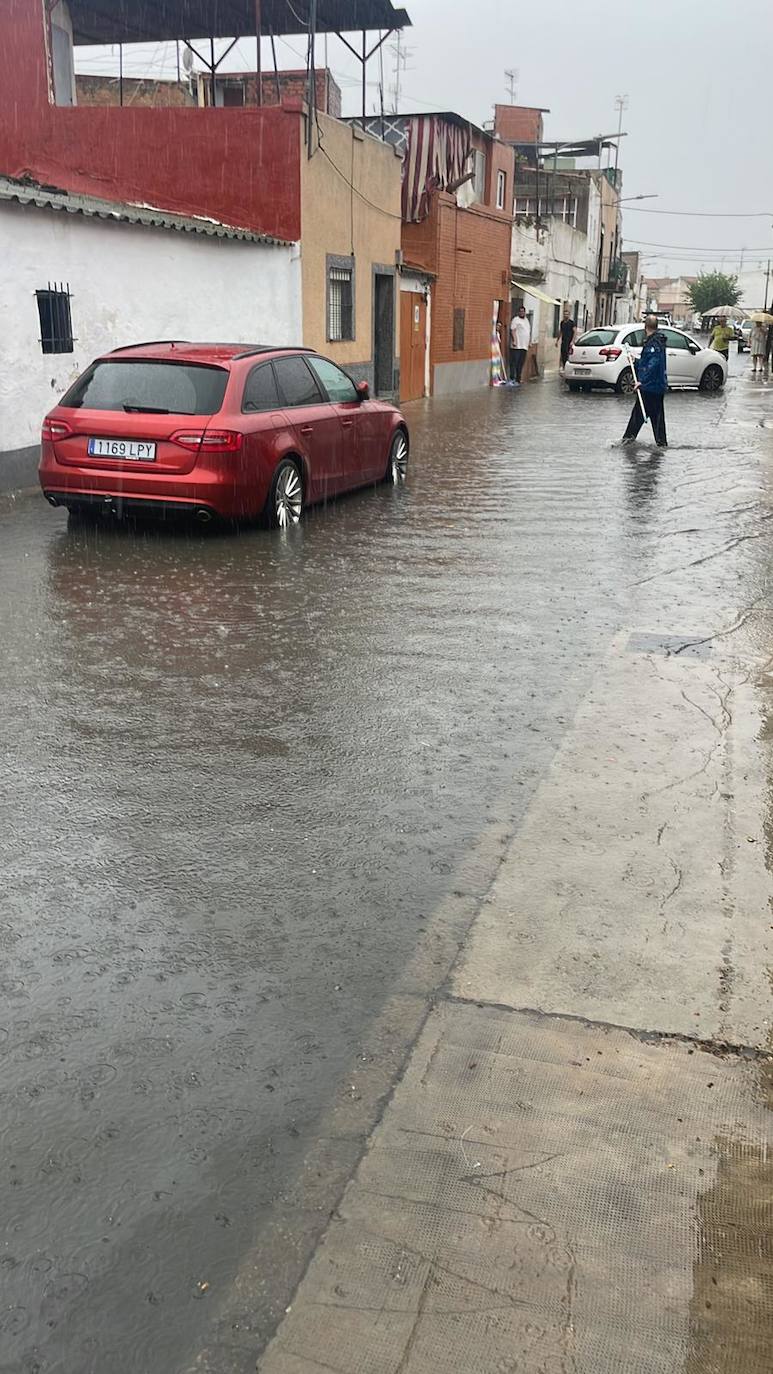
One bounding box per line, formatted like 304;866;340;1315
1;356;769;1373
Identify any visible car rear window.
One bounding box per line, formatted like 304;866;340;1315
61;361;229;415
575;329;618;347
242;362;281;413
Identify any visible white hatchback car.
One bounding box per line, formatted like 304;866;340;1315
564;324;728;394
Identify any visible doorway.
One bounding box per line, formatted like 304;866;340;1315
399;291;427;402
373;272;395;396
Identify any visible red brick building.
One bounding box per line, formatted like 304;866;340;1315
75;69;342;116
198;69;342;117
492;104;547;149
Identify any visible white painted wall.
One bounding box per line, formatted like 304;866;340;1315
511;221;548;279
512;216;597;363
544;220;597;329
0;200;301;454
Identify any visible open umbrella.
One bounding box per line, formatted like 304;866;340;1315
748;311;773;324
703;304;747;319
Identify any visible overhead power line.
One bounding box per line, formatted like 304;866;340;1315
627;238;773;252
626;207;773;218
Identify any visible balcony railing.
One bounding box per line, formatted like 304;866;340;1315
598;258;628;291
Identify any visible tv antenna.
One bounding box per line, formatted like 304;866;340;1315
505;68;519;103
389;31;412;113
613;94;628;176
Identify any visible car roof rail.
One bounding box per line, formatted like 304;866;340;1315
109;340;191;352
233;345;317;360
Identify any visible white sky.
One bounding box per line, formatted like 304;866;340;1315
74;0;773;305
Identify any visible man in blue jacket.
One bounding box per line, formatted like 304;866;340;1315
621;315;668;448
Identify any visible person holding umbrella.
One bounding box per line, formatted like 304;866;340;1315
749;313;771;379
709;315;735;360
621;315;668;449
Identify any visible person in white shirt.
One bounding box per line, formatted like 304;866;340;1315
509;306;531;384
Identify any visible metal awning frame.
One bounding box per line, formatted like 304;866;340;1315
66;2;409;127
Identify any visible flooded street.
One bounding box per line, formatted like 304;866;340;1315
1;365;772;1373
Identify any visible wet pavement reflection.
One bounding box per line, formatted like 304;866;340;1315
0;364;770;1372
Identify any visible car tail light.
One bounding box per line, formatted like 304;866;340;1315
42;418;71;441
568;345;574;357
599;347;623;360
171;429;243;454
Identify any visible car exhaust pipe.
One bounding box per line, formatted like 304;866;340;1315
46;494;59;507
195;508;213;524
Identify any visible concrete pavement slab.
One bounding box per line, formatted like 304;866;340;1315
453;630;773;1049
258;1001;772;1374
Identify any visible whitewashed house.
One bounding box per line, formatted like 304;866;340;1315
0;179;300;489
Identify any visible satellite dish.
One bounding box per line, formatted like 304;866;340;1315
182;46;194;74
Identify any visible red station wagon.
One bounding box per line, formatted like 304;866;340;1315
40;342;410;525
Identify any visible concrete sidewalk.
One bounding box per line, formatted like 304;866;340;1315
258;548;773;1369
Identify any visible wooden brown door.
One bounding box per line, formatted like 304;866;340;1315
400;291;427;402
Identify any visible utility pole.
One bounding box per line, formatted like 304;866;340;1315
504;67;518;103
764;259;770;311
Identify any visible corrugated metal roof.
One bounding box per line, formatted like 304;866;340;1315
68;0;410;45
0;177;291;246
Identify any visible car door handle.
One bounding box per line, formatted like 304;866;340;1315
341;419;354;428
299;425;314;435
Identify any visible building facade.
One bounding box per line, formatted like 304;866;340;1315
622;252;647;320
301;113;402;394
594;168;625;327
76;74;195;106
643;276;697;325
496;104;629;366
198;69;342;116
76;68;343;116
0;0;403;486
359;112;514;396
510;167;601;362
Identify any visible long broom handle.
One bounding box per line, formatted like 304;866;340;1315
625;345;649;422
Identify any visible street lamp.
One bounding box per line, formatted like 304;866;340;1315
618;194;659;203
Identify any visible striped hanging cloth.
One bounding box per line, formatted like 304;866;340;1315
401;116;472;222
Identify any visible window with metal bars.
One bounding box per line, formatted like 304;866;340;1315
36;283;74;354
327;261;354;342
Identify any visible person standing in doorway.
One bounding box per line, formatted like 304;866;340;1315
509;306;531;385
556;305;576;371
709;315;735;361
621;315;668;449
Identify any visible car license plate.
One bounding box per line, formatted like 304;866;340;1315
87;438;156;461
574;368;591;375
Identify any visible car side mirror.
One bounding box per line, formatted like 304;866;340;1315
688;343;699;354
355;380;370;401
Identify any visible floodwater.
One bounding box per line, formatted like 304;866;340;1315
0;362;770;1372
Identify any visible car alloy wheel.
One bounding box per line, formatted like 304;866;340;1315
271;460;303;527
699;365;724;393
387;431;409;484
617;367;636;395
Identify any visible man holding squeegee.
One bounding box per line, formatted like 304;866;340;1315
621;314;668;449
